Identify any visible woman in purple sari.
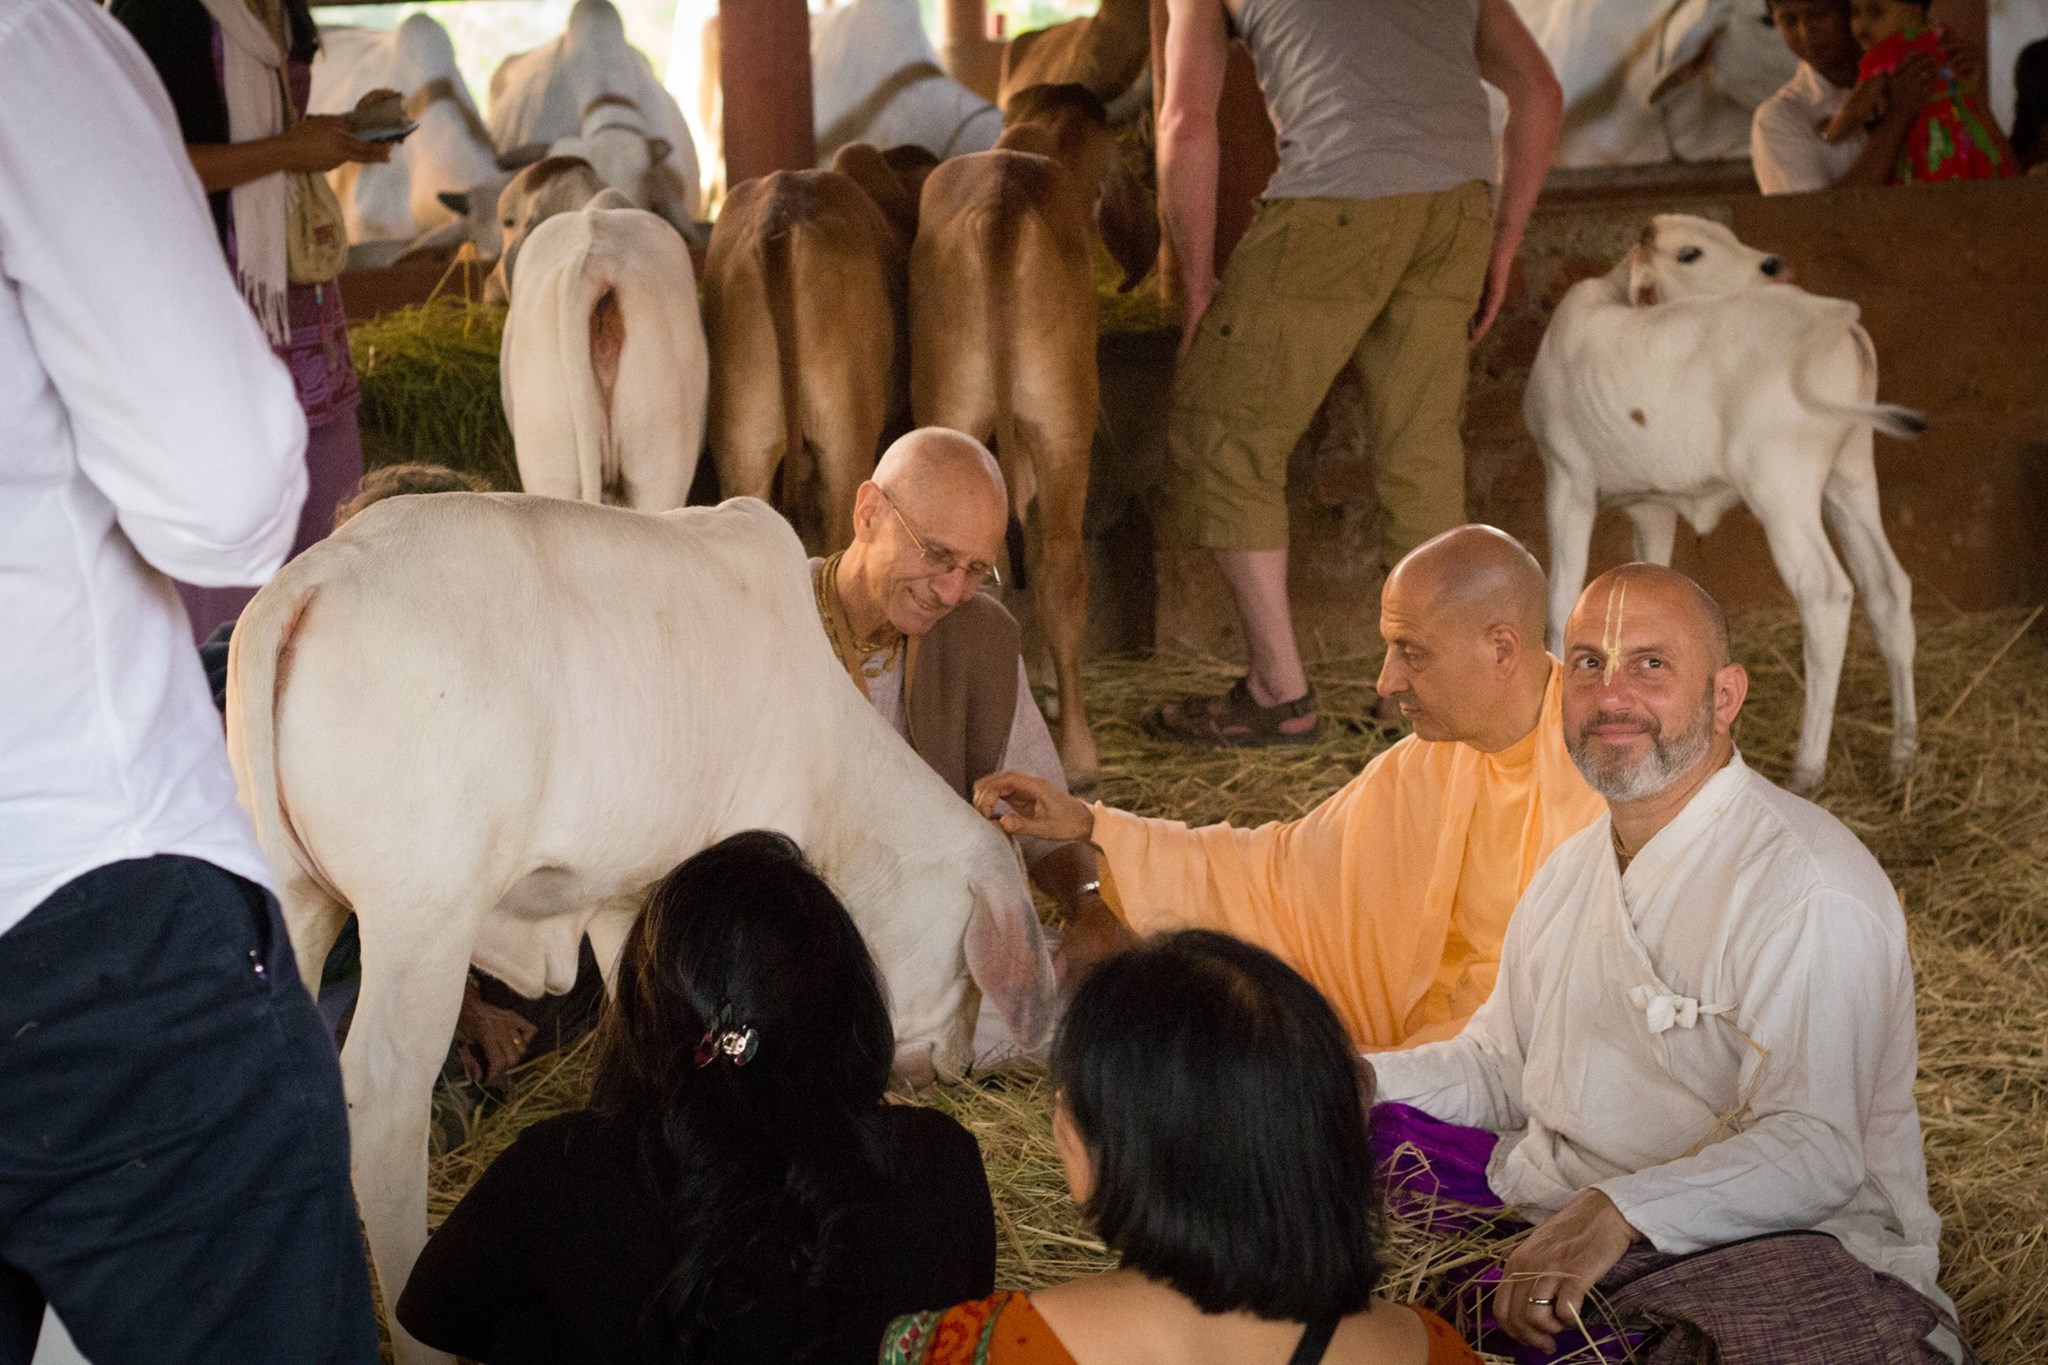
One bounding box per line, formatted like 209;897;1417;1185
113;0;390;639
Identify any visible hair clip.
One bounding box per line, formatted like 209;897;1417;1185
694;1024;760;1068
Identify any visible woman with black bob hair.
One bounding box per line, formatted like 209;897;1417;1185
884;930;1478;1365
398;831;996;1364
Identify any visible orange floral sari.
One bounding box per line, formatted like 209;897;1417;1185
881;1291;1482;1365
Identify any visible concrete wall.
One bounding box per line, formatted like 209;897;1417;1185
1147;171;2048;661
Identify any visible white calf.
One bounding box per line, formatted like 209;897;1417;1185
1526;214;1921;792
501;204;708;509
225;494;1056;1365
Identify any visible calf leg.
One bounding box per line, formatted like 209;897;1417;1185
341;903;479;1365
1020;414;1098;787
1822;436;1918;781
1542;459;1599;655
1624;502;1680;566
1753;491;1854;794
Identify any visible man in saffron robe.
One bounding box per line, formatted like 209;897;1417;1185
976;526;1604;1048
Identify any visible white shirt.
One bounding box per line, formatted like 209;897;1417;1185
1373;755;1946;1308
0;0;308;934
1752;61;1868;194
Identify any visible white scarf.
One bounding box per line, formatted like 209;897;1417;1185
199;0;292;344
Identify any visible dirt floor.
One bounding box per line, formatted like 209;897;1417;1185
435;606;2048;1364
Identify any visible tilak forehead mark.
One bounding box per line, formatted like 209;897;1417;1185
1600;578;1628;683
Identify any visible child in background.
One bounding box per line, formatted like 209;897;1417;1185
1823;0;2018;182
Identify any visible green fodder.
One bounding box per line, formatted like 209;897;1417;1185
349;298;519;491
439;607;2048;1364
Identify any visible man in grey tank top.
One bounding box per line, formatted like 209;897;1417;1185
1149;0;1562;746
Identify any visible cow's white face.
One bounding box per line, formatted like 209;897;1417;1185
1625;213;1793;306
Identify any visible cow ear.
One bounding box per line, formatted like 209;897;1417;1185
438;190;471;216
1096;142;1159;293
1626;245;1660;307
963;869;1056;1057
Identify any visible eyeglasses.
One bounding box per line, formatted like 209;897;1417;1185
883;492;1002;591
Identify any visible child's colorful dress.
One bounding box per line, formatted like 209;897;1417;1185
1859;25;2019;183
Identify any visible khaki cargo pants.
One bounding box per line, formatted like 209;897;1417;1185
1163;180;1494;559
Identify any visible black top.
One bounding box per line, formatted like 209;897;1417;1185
108;0;320;247
397;1104;997;1365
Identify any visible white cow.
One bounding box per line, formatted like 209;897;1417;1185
1507;0;1797;165
1526;214;1920;793
225;493;1056;1365
307;16;500;252
812;0;1004;160
488;0;701;222
545;92;697;233
501;203;709;509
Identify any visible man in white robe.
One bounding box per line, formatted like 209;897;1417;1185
1370;564;1964;1361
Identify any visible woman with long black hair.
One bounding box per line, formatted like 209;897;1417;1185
396;831;996;1364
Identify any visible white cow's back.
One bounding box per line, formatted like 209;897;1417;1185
811;0;1001;159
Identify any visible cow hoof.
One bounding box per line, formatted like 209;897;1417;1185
1058;732;1101;793
1889;745;1920;786
1787;766;1824;797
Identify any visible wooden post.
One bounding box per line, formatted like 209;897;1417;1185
941;0;1002;103
720;0;815;186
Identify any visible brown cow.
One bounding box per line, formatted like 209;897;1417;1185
701;145;931;550
908;84;1156;787
997;0;1149;112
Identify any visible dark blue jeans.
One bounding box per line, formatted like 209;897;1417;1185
0;856;376;1364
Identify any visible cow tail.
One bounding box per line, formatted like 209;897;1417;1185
762;207;814;522
983;179;1025;586
557;231;617;503
224;582;343;991
1791;314;1928;441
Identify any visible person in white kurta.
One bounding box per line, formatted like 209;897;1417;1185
1370;563;1957;1360
1371;752;1942;1297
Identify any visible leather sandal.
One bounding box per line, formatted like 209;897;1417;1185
1146;677;1321;748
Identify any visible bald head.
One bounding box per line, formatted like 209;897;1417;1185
1385;525;1549;645
1560;564;1745;806
845;428;1009;638
1569;564;1730;671
872;427;1007;529
1376;526;1553;749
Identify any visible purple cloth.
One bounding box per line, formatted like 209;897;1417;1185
177;405;363;640
1370;1103;1646;1364
1368;1104;1968;1364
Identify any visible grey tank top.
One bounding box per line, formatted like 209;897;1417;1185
1236;0;1497;201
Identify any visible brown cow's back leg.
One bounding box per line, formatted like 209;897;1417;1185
1015;409;1099;788
708;314;787;511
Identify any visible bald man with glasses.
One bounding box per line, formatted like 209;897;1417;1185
813;428;1103;988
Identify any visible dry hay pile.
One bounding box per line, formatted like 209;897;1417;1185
349;298;519;492
432;607;2048;1363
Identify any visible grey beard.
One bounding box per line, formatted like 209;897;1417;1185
1568;697;1716;802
